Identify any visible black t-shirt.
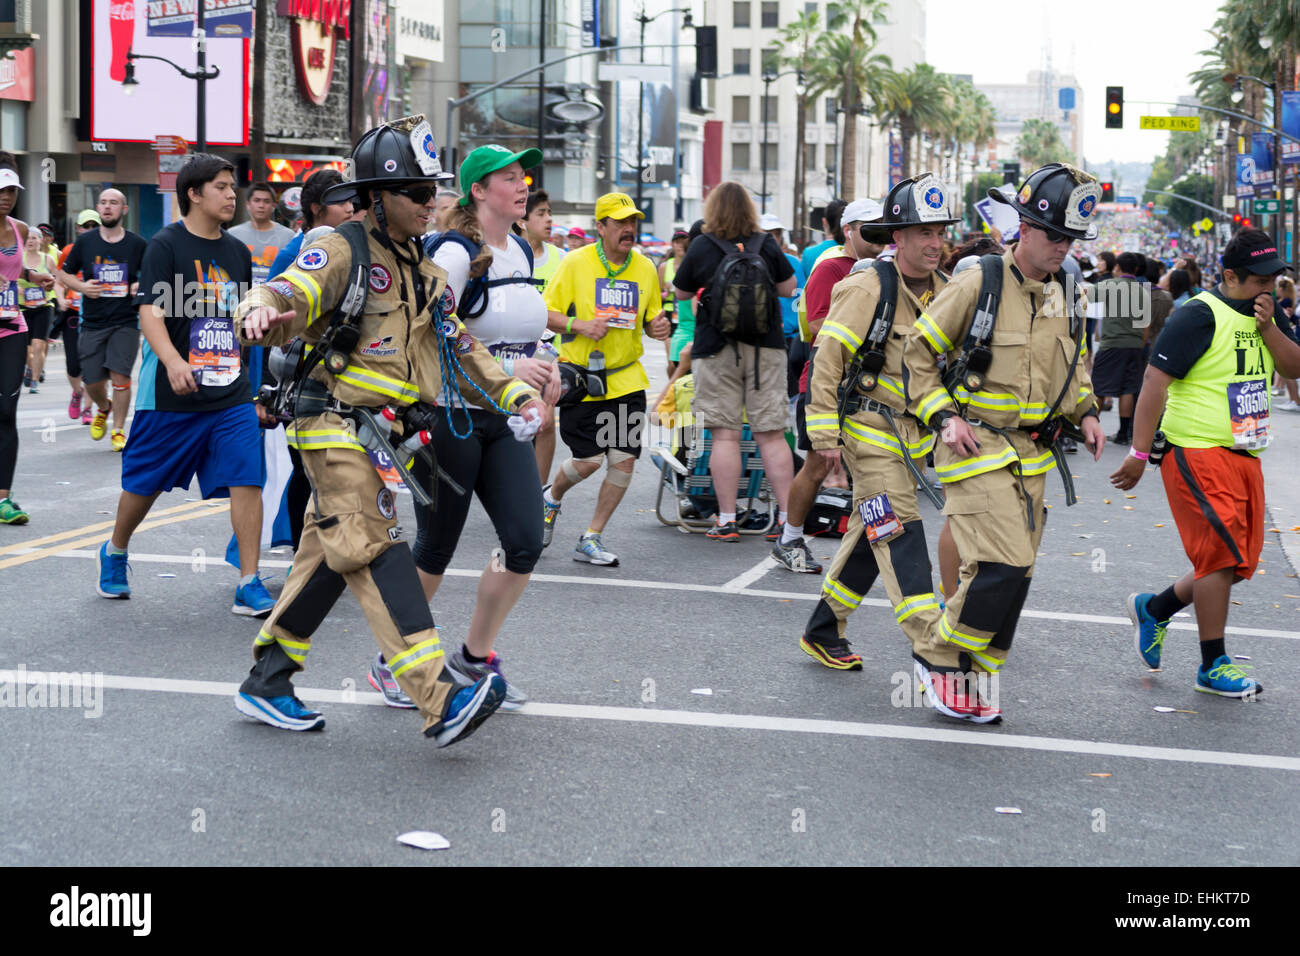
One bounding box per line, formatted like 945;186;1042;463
134;221;253;413
673;231;795;357
1149;287;1259;380
62;230;148;328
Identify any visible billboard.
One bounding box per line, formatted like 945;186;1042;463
146;0;255;38
92;0;250;145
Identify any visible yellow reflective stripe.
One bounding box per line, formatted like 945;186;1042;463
954;388;1018;411
336;365;420;402
500;380;531;410
875;375;905;400
820;320;863;352
283;271;322;326
1076;388;1093;406
822;577;863;609
389;636;444;679
254;629;276;647
968;648;1004;673
276;637;312;664
934;445;1018;482
286;426;364;451
1017;450;1056;476
894;593;941;623
916;313;954;352
917;388;954;423
1019;401;1052;419
939;614;989;651
804;414;841;433
842;418;904;457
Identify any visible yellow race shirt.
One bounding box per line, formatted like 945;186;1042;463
544;243;664;401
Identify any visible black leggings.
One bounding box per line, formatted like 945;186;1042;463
411;407;543;576
63;312;81;379
0;331;26;489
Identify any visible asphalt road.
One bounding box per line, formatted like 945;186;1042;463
3;342;1298;866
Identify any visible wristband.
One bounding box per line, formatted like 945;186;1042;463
1128;447;1150;461
565;316;575;333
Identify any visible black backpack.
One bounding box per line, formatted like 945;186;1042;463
423;230;538;319
698;233;778;343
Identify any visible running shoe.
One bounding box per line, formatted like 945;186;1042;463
1128;592;1167;670
1196;655;1263;699
1109;431;1131;446
705;520;739;542
915;660;1002;723
28;384;38;394
110;429;127;452
444;646;528;711
426;674;507;747
89;403;111;441
81;408;93;425
574;532;619;566
234;693;325;731
765;521;784;542
799;635;863;670
541;485;561;548
772;536;823;573
96;541;131;599
232;574;276;617
68;390;82;420
368;653;417;709
0;497;29;525
23;366;31;389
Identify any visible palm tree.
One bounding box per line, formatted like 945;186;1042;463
1016;118;1075;168
878;64;951;179
778;9;824;245
818;0;891;199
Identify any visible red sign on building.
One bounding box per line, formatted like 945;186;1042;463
278;0;351;105
0;49;35;102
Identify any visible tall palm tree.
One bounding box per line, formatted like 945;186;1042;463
819;0;891;199
778;9;824;245
1016;118;1075;168
878;64;951;179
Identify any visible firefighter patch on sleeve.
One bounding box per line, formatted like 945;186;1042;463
296;247;329;271
377;488;397;520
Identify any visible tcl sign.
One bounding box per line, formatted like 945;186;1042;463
278;0;350;105
276;0;351;40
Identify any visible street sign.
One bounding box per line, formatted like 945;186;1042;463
1139;115;1200;131
1058;88;1075;111
1153;206;1169;215
1254;199;1282;214
1117;195;1138;205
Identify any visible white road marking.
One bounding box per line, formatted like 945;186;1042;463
10;670;1298;773
34;548;1300;642
722;555;777;591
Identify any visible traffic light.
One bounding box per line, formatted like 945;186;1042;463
696;26;717;78
1100;181;1114;203
1001;160;1020;185
1243;218;1253;229
525;166;542;189
1233;212;1243;225
1105;86;1124;129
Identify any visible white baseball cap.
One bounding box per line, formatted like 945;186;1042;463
758;213;786;231
0;168;24;191
841;198;882;226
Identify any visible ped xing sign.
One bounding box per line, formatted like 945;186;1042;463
1139;115;1200;131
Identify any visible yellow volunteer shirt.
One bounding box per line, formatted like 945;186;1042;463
544;243;663;401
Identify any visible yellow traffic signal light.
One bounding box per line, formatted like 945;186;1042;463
1105;86;1124;129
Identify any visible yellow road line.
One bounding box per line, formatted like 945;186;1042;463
0;499;224;557
0;502;231;571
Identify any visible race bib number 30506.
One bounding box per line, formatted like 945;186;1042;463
1228;379;1270;450
189;316;240;387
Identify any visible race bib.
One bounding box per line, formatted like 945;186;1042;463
595;278;638;330
367;448;409;494
189;316;241;387
1227;379;1270;450
21;285;47;307
858;492;903;544
487;341;538;363
0;281;20;323
94;262;128;298
251;264;271;286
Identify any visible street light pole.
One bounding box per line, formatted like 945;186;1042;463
761;71;773;213
196;2;207;151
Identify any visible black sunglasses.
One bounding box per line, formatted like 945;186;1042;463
394;185;436;205
1026;221;1071;244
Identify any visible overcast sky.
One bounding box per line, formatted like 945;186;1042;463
925;0;1225;166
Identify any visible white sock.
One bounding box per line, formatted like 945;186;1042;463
239;573;257;586
543;489;560;506
781;523;804;545
778;511;788;526
718;512;736;524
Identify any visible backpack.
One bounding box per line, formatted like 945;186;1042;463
423;230;539;319
698;233;778;343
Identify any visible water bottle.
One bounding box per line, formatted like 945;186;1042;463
587;349;606;397
353;407;396;452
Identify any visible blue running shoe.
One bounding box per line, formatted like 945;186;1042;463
97;542;131;599
426;674;506;748
1128;592;1166;670
233;574;276;617
1196;655;1263;699
235;693;325;731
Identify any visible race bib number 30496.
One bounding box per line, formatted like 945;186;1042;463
189;316;240;387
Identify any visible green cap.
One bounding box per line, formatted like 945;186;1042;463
457;144;543;206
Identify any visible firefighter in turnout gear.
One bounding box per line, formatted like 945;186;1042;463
231;115;545;745
799;174;958;670
903;163;1107;722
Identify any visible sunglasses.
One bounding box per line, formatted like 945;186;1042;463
393;185;436;205
1027;221;1071;244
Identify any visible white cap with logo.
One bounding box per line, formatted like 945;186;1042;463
841;198;882;226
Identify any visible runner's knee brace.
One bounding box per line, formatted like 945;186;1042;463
561;454;602;483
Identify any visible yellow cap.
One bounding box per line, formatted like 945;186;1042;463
594;192;644;222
